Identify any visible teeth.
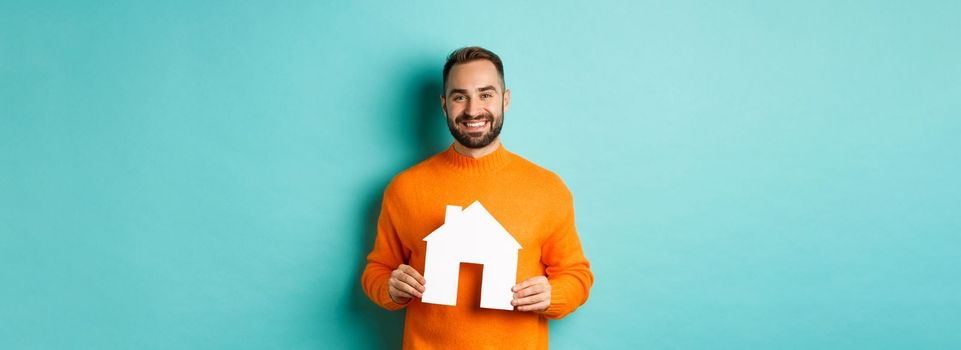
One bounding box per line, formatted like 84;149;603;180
466;121;485;127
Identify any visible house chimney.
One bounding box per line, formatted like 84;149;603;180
445;205;462;223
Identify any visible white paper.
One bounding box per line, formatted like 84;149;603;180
421;201;521;310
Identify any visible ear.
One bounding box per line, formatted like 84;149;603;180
503;88;511;113
439;94;447;117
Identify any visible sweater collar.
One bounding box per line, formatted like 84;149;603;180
439;142;513;173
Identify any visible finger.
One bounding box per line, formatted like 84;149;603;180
513;289;547;306
512;292;546;307
512;280;531;292
400;264;426;285
390;278;423;298
518;300;550;312
393;267;424;293
513;281;548;300
512;283;544;298
390;277;423;298
387;269;417;295
512;276;546;292
397;271;425;293
389;284;414;300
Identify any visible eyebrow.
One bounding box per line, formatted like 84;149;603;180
447;85;500;95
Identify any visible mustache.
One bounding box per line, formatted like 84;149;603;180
455;113;494;123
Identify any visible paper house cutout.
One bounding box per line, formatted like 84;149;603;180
421;201;522;310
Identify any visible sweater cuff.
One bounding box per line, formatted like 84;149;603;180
542;280;569;319
381;281;408;311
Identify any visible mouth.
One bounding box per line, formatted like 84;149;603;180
459;119;490;134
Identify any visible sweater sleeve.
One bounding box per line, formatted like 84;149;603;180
360;184;410;311
540;188;594;319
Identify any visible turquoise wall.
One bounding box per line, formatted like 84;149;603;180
2;1;959;349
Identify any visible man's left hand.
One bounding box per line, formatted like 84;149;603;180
512;276;551;312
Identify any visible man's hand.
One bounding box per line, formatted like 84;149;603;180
388;264;425;304
512;276;551;312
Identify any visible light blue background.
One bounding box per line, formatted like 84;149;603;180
2;1;959;349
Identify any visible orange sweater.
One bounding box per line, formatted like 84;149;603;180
361;143;593;349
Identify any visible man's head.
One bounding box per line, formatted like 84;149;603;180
441;46;510;150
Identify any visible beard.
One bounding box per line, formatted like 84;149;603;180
445;107;505;149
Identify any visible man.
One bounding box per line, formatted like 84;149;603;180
361;46;593;349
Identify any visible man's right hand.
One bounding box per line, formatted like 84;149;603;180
388;264;426;304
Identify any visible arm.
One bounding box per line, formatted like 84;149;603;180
360;187;412;311
539;189;594;319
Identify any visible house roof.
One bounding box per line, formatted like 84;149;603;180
423;200;522;250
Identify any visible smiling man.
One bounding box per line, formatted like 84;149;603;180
361;46;593;349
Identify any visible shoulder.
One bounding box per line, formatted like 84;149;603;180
507;152;573;200
383;151;446;199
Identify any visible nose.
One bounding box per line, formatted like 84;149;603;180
465;98;484;118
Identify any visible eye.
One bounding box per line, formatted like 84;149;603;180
481;93;493;99
452;95;465;101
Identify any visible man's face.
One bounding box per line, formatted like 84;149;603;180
441;60;511;149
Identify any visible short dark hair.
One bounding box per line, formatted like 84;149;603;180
442;46;505;94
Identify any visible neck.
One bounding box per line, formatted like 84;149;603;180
453;138;501;159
